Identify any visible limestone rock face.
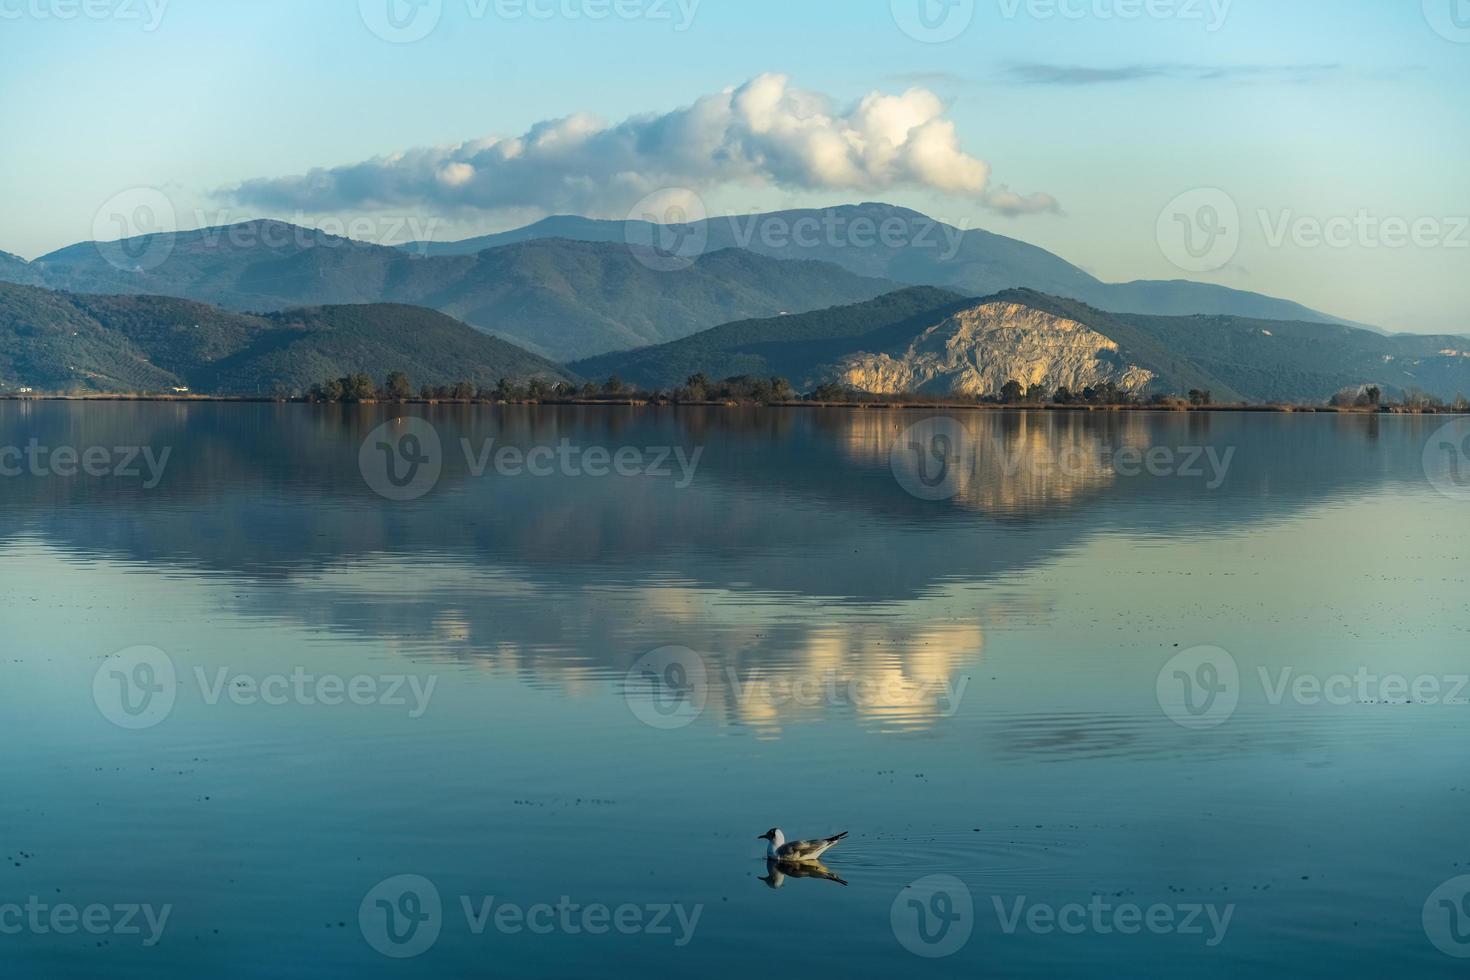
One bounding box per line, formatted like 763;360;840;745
833;301;1155;396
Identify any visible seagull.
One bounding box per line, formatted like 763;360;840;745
758;828;849;863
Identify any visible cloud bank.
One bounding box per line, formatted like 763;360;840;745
227;75;1052;218
1004;62;1349;86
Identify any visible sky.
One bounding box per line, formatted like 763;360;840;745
1;0;1467;333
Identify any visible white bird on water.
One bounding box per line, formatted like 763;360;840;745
758;828;849;863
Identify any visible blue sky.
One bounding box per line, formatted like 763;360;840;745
1;0;1467;332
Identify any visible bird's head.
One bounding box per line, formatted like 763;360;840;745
757;828;780;841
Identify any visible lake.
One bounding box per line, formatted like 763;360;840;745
2;403;1469;978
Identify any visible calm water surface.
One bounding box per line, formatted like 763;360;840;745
2;403;1468;978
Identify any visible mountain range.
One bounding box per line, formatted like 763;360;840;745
2;203;1466;402
1;204;1387;367
5;276;1467;402
404;203;1370;331
4;224;897;362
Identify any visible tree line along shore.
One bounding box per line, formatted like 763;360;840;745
3;372;1466;414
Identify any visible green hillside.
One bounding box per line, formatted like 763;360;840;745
578;286;1470;403
571;287;969;389
0;251;45;287
1114;307;1470;403
0;283;570;395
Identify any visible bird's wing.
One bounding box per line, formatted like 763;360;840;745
777;832;848;862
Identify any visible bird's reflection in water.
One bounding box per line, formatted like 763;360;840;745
759;858;848;889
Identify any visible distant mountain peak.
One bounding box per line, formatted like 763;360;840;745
391;203;1361;331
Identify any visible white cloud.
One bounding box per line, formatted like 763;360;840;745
982;185;1062;217
227;75;1050;217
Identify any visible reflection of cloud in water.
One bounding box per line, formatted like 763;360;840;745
236;559;984;734
713;622;983;736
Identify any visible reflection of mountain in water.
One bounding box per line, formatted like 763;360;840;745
0;403;1436;731
0;404;1432;594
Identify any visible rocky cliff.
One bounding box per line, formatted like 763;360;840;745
833;301;1156;396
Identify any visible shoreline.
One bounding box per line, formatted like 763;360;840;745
0;394;1461;415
